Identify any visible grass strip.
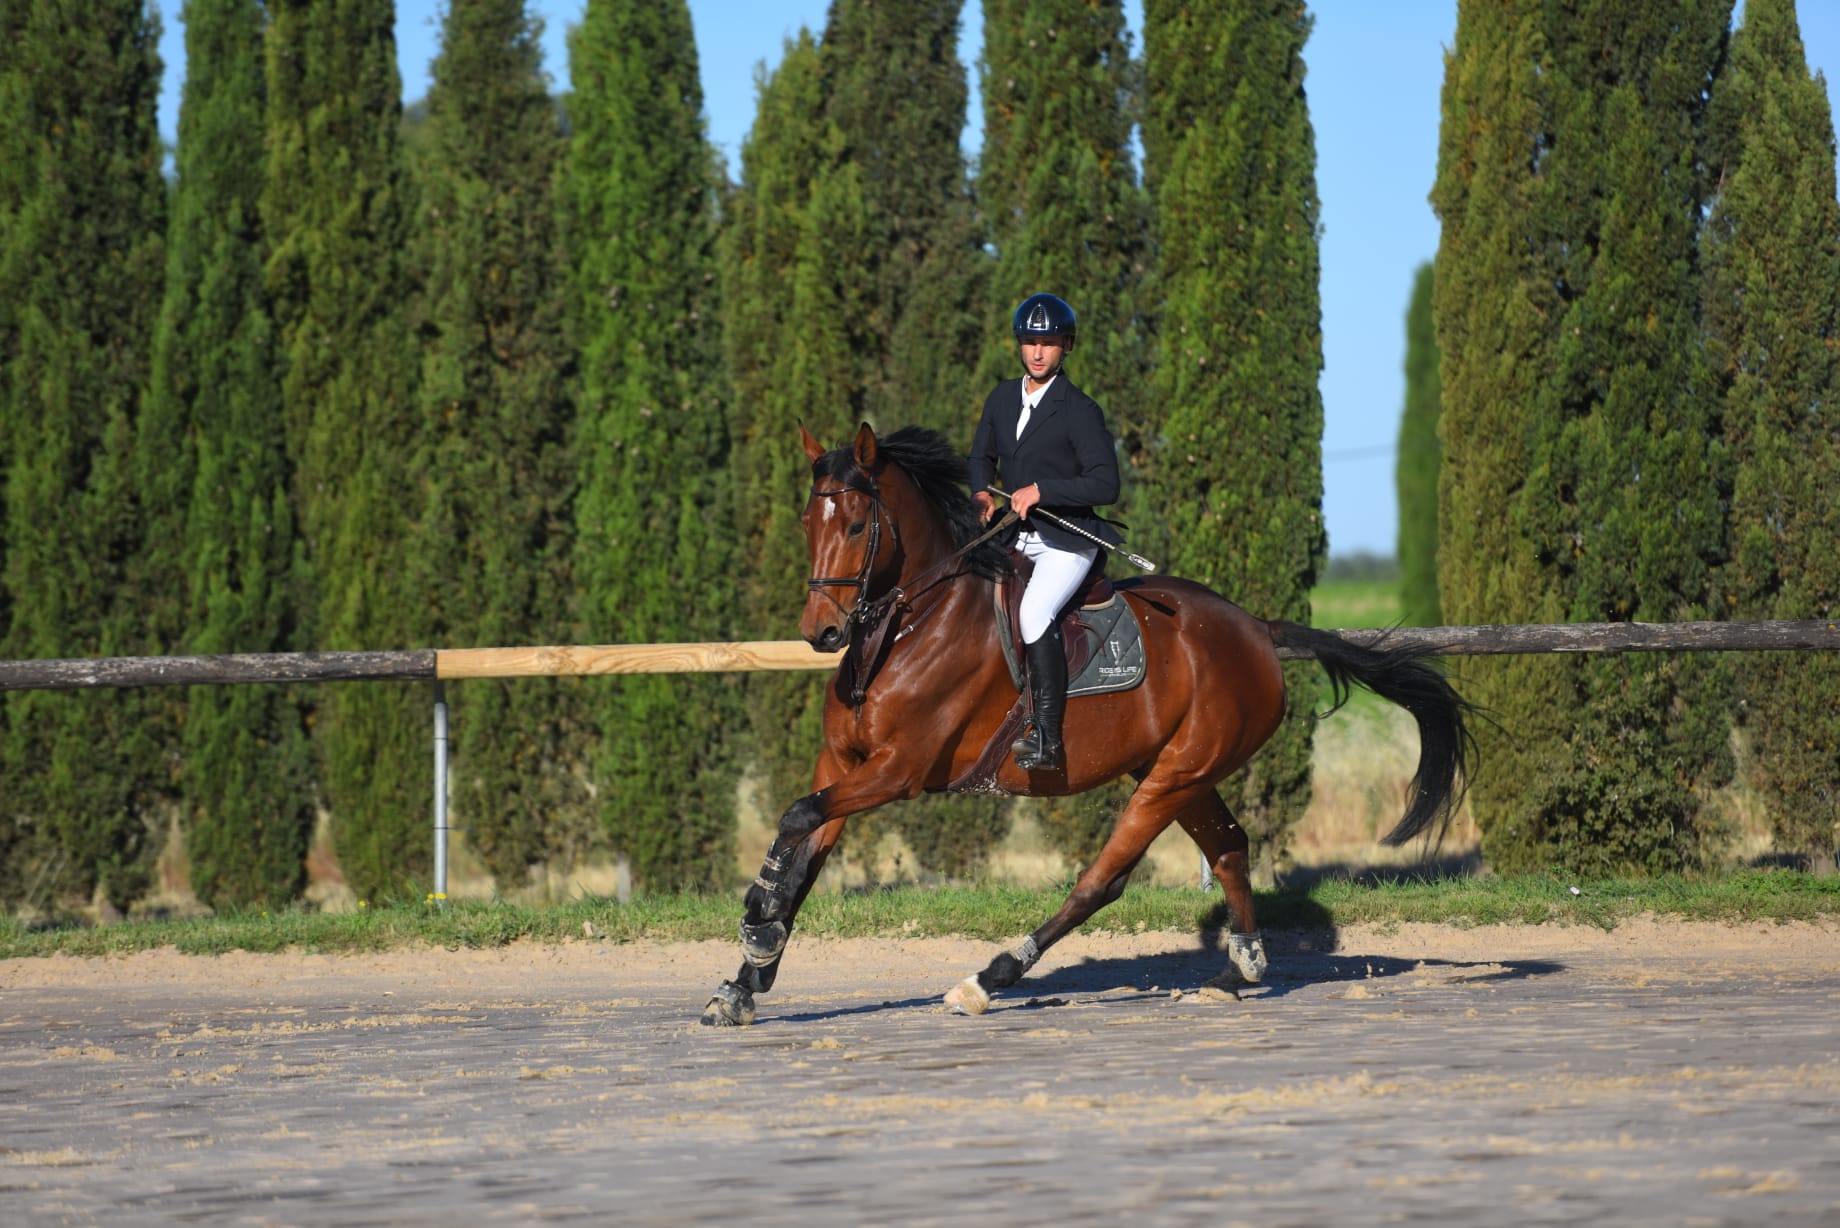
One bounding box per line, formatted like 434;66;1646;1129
1;869;1834;961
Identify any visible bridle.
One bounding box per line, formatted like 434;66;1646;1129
806;462;1017;633
805;458;1019;706
805;472;900;628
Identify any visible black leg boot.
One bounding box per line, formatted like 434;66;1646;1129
1013;628;1067;771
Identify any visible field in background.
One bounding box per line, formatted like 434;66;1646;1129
1287;574;1479;879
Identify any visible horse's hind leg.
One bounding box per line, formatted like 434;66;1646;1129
1176;790;1267;986
943;778;1194;1016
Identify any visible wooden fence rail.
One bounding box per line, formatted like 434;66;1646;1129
5;618;1836;898
2;619;1837;692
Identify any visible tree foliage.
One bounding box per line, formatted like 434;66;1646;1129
564;0;739;891
977;0;1151;868
819;0;999;875
721;32;843;848
0;1;168;911
723;7;999;878
1396;261;1442;629
263;0;425;901
147;0;314;909
975;0;1148;446
1435;0;1733;875
1142;0;1326;881
1702;0;1840;875
416;0;589;890
820;0;985;437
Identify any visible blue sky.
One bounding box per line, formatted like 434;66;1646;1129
154;1;1840;558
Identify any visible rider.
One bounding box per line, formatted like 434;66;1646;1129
969;293;1122;772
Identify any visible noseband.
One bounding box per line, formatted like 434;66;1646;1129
806;474;901;626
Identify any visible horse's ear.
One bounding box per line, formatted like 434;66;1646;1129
799;422;824;463
851;421;878;468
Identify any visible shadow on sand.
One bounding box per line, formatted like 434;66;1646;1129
763;904;1563;1024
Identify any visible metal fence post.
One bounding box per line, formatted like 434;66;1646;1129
433;680;449;904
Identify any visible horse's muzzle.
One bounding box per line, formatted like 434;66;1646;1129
807;624;846;654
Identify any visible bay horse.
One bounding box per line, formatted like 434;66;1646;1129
701;423;1475;1026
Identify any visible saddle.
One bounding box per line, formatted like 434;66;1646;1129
939;551;1148;795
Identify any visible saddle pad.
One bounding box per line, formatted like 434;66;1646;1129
1065;594;1146;697
944;588;1147;796
990;581;1147;697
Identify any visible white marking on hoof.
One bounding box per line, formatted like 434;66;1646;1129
943;976;991;1016
1227;931;1268;984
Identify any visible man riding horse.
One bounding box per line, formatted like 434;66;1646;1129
968;293;1122;772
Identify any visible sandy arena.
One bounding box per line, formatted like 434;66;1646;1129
2;919;1837;1225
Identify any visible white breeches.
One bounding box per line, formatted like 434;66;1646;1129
1017;532;1100;644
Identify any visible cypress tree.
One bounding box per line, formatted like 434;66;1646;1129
975;0;1148;453
1432;0;1564;873
1396;261;1442;628
820;0;1002;878
1703;0;1840;875
821;0;985;436
977;0;1150;870
1534;0;1732;875
724;12;1004;879
563;0;739;891
721;33;849;845
1141;0;1326;882
1435;0;1731;875
143;0;314;908
263;0;426;901
0;1;167;911
417;0;587;890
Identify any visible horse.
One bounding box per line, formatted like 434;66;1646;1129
700;422;1476;1026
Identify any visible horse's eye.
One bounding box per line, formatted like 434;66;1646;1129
848;521;866;538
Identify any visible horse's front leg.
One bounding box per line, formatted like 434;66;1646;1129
701;753;917;1027
699;797;841;1027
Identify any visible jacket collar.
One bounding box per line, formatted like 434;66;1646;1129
1015;374;1067;445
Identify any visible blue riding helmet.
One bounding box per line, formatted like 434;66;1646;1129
1012;293;1077;350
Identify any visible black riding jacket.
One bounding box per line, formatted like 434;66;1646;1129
968;375;1122;552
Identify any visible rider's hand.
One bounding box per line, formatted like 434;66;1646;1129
974;491;996;524
1012;484;1042;520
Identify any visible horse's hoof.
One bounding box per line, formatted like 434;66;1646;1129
700;981;756;1027
1227;930;1268;984
943;975;991;1016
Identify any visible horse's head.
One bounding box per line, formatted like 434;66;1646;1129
798;422;901;652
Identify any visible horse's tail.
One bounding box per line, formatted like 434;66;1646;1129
1266;620;1478;847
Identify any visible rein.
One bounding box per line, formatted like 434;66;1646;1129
808;471;1017;704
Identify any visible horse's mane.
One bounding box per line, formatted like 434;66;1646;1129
819;426;1012;581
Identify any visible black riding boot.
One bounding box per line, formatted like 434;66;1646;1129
1013;629;1068;771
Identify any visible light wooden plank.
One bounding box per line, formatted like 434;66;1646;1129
435;641;835;679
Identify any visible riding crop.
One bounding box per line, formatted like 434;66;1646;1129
985;487;1159;573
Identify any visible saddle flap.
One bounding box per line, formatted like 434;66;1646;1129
995;551;1114;688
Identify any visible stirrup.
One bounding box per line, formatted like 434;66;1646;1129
1012;726;1063;771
